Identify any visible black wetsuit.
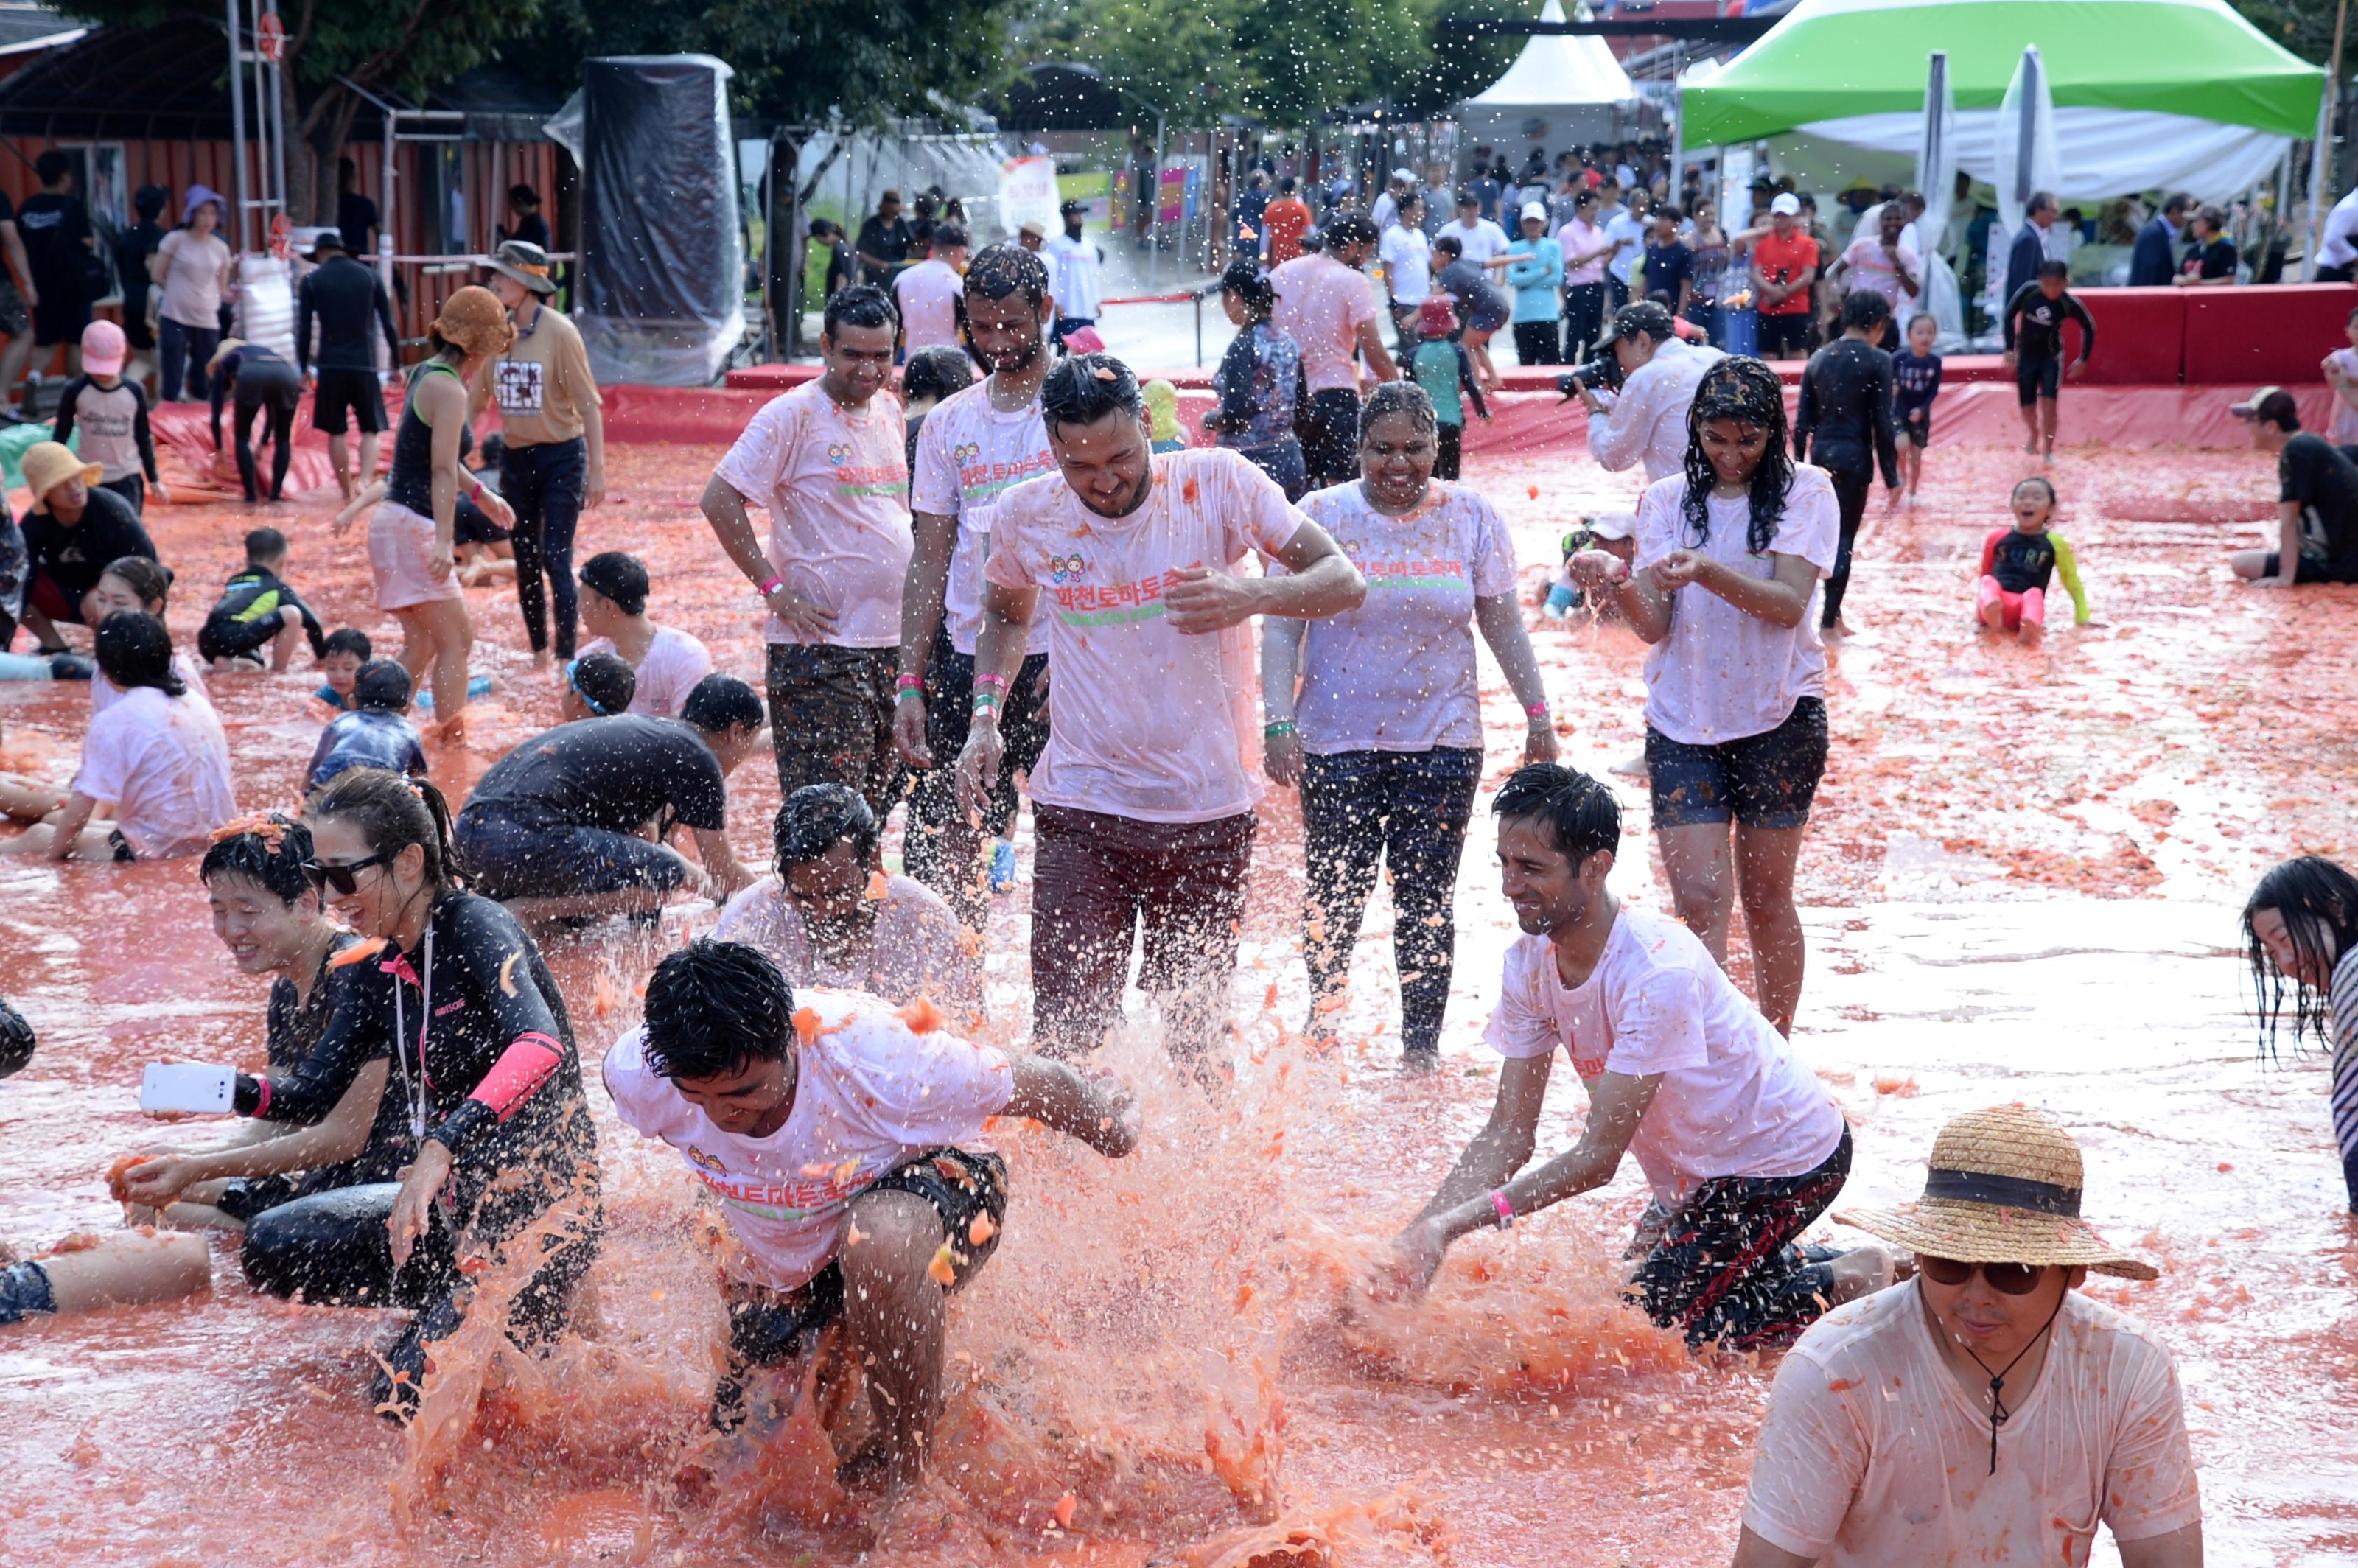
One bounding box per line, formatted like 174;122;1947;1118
2002;285;2096;405
455;716;729;900
1988;528;2063;594
209;935;368;1222
197;566;326;663
210;342;304;502
232;891;602;1415
1792;336;1898;628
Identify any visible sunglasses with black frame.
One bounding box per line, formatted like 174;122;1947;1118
302;851;393;897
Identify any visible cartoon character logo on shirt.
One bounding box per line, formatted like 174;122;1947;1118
1048;553;1088;584
685;1145;729;1177
951;441;983;465
826;442;854;467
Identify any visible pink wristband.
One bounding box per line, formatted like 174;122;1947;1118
895;672;926;692
253;1077;272;1118
1490;1190;1514;1228
1525;701;1550;720
757;575;783;598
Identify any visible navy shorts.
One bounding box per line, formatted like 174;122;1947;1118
2015;351;2062;405
455;802;692;901
0;1259;55;1324
1647;696;1828;830
1895;403;1932;448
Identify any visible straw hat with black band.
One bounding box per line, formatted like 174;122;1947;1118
484;239;558;298
1838;1102;2157;1278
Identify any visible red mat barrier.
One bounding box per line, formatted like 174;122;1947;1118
2183;282;2358;388
2072;288;2183;385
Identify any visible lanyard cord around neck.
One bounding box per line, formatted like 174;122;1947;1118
388;922;436;1142
1960;1291;2066;1475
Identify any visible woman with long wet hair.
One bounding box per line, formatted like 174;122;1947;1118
2244;855;2358;1211
1566;355;1838;1035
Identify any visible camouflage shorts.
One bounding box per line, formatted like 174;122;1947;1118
765;642;906;822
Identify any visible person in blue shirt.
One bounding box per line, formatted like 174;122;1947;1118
1407;296;1490;480
305;658;428;794
1205;260;1309;500
1502;202;1564;366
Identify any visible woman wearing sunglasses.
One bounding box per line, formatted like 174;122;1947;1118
223;768;603;1420
1733;1104;2202;1568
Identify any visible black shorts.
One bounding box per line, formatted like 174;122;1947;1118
453;493;509;546
2261;550;2358;586
2015;351;2062;405
455;802;694;900
0;278;28;338
1894;404;1932;448
310;368;387;435
710;1147;1008;1432
1629;1128;1852;1351
1757;312;1811;357
197;604;285;662
107;827;137;862
32;290;90;348
1647;696;1828;830
99;473;146;516
0;1259;56;1323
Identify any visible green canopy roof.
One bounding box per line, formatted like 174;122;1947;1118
1682;0;2325;148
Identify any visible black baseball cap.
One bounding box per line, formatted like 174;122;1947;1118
1596;298;1677;348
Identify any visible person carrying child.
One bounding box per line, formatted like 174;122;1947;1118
197;526;326;672
305;659;429;793
1407;295;1491;480
1891;311;1943;503
1977;477;2089;645
50;321;167;516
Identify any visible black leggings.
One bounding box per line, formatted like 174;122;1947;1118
241;1180;599;1416
502;438;589;659
233;362;303;503
1300;746;1481;1055
1822;466;1872;627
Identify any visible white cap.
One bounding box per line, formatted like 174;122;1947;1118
1588;511;1639;542
1520;200;1549;224
1392;167;1415;183
1770;192;1802;217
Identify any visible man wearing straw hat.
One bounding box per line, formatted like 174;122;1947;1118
1732;1104;2202;1568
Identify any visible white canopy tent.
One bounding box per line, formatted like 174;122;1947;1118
1456;0;1641;172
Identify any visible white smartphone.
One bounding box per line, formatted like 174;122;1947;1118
139;1063;237;1114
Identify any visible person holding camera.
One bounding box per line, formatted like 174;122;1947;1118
1574;299;1726;489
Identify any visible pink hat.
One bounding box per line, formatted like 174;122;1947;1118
81;318;125;377
1418;295;1458;336
1063;325;1106;354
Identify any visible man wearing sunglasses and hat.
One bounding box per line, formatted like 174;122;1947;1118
472;239;606;673
1733;1104;2201;1568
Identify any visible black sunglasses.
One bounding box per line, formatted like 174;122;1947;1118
1917;1256;2047;1295
302;852;393;896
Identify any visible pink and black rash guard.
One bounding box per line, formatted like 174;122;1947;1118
234;890;599;1228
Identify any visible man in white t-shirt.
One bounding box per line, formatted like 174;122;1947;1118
1602;188;1651;308
605;939;1135;1487
700;284;912;818
574;549;714;717
1435;189;1509;270
1735;1105;2201;1568
895;244;1057;928
955;354;1365;1073
1377;194;1432;351
1045;199;1103;342
1387;764;1889;1350
1270;211;1398;489
892;224;969;354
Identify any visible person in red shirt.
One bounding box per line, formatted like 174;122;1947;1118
1738;194;1821;360
1261;177;1312;267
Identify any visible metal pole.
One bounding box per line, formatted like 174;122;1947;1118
2305;0;2349;280
1194;289;1201;367
1150;111;1166;291
264;0;287;232
226;0;250;255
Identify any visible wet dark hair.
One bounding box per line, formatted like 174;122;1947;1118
1840;288;1892;332
577;549;648;616
1042;352;1143;436
200;812;318;907
823;284;899;341
1361;379;1438;441
1492;763;1620;864
100;555;172;610
1220;259;1273;320
509;183;540;209
901;345;976;405
931;223;969;252
965;242;1050;311
1682;356;1795;556
321;627;371;662
0;996;32;1079
1324;211;1378;251
1432;234;1463;259
353;658;413;710
681;673;763;735
305;768;464;890
95;610;184;696
35;149;69;185
641;939;797;1080
2037;259;2070;281
479;431;507;468
569;651;636;715
244;526;288;564
774;783;879;872
2244;856;2358;1057
2011;475;2057;508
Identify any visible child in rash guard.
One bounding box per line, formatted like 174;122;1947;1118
197;526;326;671
51;320;167;516
604;939;1136;1485
1890;311;1942;503
1977;476;2089;644
305;659;427;793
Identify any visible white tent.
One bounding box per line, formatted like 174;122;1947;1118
1458;0;1639;170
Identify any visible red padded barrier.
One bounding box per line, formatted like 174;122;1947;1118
2182;282;2358;388
2070;288;2184;385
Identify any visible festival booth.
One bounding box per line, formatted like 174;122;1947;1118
1455;0;1643;175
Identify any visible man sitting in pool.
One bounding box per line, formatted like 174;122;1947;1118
604;939;1135;1491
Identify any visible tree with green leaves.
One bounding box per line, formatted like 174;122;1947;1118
71;0;550;225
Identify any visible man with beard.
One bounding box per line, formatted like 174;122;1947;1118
895;245;1058;929
954;354;1365;1076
